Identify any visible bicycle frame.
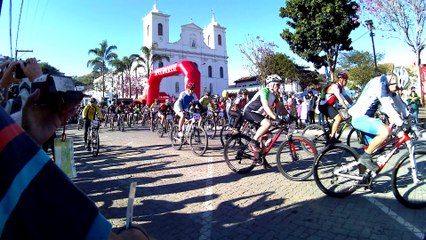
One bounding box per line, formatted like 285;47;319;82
259;122;296;156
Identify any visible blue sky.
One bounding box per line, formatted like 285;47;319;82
1;0;423;81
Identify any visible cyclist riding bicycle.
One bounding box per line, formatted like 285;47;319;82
174;82;199;137
318;72;353;144
243;74;287;169
229;88;250;128
348;67;410;171
159;98;173;126
82;98;104;150
198;91;213;127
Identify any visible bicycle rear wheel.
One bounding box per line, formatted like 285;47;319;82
170;125;183;150
224;134;256;174
276;136;317;181
204;118;217;139
302;124;327;150
314;144;360;198
346;128;364;150
91;130;100;156
392;150;426;209
189;126;208;156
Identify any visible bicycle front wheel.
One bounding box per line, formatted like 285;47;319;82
314;144;360;198
220;124;234;147
224;134;256;174
276;136;317;181
204;118;217;139
302;124;327;150
190;126;208;156
392;149;426;209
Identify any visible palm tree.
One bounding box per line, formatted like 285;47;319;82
135;43;170;79
110;58;125;98
87;40;118;98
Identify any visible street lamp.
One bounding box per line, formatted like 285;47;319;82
365;20;378;76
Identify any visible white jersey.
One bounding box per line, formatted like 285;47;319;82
348;75;404;126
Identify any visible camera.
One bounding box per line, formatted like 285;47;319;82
31;74;84;112
15;62;27;79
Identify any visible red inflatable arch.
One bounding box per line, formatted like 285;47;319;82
146;60;200;105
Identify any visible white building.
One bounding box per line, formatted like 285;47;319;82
141;4;229;98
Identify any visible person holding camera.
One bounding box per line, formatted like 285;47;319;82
82;97;104;150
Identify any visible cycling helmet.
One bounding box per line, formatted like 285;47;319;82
186;82;196;90
393;66;410;90
239;88;248;94
337;72;349;80
265;74;283;87
222;90;229;98
90;97;97;103
204;91;211;96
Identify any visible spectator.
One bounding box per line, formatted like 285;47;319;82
407;88;421;123
0;86;150;240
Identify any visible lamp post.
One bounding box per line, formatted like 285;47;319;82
365;20;378;76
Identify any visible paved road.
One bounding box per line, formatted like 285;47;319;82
65;123;426;240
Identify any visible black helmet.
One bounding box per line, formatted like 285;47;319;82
90;98;97;103
239;88;248;94
204;91;211;96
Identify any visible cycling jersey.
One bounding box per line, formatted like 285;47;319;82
174;91;199;112
82;104;103;120
150;103;160;112
319;83;343;106
199;96;212;109
243;87;278;114
348;75;403;126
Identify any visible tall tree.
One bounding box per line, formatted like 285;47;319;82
358;0;425;103
135;43;170;78
279;0;360;78
87;40;118;98
237;35;279;81
338;50;384;88
260;53;299;85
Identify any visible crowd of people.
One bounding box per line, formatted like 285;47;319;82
0;56;422;239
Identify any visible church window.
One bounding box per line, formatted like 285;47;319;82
208;66;213;78
159;61;164;68
158;23;163;36
147;25;150;36
218;34;222;46
175;82;180;93
220;67;224;78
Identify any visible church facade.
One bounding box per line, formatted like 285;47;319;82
141;4;229;98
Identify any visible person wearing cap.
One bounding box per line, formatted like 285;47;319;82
318;72;353;144
198;91;213;127
174;82;199;136
82;97;104;149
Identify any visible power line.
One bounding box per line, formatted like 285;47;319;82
15;0;25;59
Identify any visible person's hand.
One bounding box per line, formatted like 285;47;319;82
0;61;21;88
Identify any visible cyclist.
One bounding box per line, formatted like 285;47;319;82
150;98;161;130
159;98;173;126
198;91;213;127
243;74;286;168
174;82;199;137
318;72;353;144
348;67;410;171
82;98;104;150
229;88;249;128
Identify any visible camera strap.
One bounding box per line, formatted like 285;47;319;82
61;110;68;141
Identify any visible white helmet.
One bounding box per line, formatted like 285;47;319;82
393;66;410;90
265;74;283;87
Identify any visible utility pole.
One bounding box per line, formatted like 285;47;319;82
15;49;33;60
365;20;378;76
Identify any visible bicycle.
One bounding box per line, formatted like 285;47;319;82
87;119;100;156
313;117;426;209
157;111;174;138
117;113;125;132
200;111;217;139
170;111;209;156
302;115;362;150
223;119;317;180
219;119;257;147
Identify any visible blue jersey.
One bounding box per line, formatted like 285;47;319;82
175;91;199;111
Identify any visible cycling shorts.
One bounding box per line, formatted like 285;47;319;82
243;111;264;124
318;104;338;118
351;115;383;144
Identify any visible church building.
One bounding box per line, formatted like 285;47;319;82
142;4;229;98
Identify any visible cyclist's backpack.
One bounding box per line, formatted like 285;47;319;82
320;83;332;100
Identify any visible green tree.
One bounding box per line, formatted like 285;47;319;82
260;53;299;85
279;0;360;78
87;40;118;98
135;43;170;78
40;62;63;75
338;50;384;88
